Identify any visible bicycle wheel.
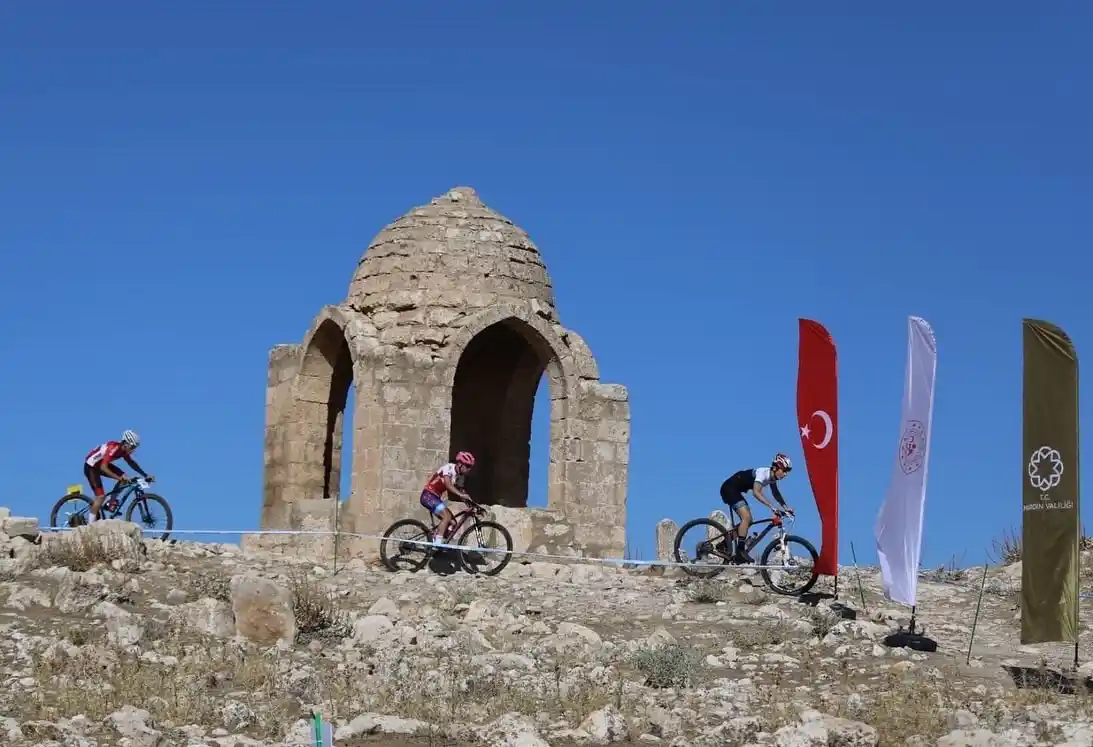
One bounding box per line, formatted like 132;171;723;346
456;520;514;576
49;494;92;529
125;493;174;541
759;534;820;596
379;519;433;572
673;518;734;578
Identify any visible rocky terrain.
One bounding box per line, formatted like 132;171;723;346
2;511;1093;747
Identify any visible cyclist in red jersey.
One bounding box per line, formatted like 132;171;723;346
420;451;476;545
84;430;155;521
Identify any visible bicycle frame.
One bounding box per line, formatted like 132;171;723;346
80;478;153;519
426;501;485;542
734;513;794;554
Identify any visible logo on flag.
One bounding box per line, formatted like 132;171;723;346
897;420;926;475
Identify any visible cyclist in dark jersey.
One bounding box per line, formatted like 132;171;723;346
719;453;795;563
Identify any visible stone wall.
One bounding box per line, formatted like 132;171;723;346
260;188;631;563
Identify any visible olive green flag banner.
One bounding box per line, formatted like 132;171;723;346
1021;319;1080;645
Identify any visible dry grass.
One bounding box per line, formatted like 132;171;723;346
627;643;704;688
182;568;232;602
991;527;1023;565
288;572;351;644
30;532;138;574
724;620;795;650
684;579;728;604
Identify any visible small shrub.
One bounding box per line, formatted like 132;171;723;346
686;580;727;604
807;608;842;638
725;621;794;649
628;643;703;688
187;570;232;602
289;573;351;644
992;527;1022;565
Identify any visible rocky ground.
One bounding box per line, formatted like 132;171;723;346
2;512;1093;747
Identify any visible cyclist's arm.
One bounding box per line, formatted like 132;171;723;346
751;482;778;511
122;455;149;478
442;475;470;501
770;481;788;508
100;460;126;480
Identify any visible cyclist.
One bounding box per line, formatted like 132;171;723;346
719;453;795;564
84;430;155;522
420;451;476;546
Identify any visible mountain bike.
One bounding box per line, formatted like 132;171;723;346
379;499;514;576
672;511;819;595
49;477;174;541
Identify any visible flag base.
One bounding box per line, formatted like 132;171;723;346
882;629;938;652
882;609;938;652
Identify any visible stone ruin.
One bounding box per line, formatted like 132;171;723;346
250;187;630;562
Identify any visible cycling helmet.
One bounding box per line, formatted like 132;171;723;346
122;430;141;448
455;451;476;467
773;453;792;471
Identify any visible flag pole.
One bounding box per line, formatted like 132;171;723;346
965;563;989;665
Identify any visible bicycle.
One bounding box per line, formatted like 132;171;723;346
49;477;174;541
379;499;514;576
672;510;819;595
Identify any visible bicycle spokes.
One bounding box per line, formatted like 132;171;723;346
458;524;505;574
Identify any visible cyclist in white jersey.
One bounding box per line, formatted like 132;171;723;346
718;453;795;563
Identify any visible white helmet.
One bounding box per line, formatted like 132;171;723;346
773;453;792;470
122;430;141;448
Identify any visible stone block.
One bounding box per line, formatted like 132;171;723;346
2;516;40;537
655;518;678;561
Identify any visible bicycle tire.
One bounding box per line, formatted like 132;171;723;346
125;493;174;541
673;517;734;578
759;534;820;596
379;519;433;573
49;494;92;530
456;520;514;576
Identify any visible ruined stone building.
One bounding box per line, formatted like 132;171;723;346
257;187;630;559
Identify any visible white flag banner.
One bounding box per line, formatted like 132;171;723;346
875;316;938;607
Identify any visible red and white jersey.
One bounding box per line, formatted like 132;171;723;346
85;441;126;468
423;463;460;497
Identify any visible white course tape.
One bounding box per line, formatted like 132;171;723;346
39;525;806;572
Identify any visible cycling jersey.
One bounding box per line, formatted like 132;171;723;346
423;463;462;497
725;467;785;503
86;441;127;470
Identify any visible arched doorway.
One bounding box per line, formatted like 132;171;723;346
448;318;555;508
297;319;354;501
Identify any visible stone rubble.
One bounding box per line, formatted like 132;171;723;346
2;512;1092;747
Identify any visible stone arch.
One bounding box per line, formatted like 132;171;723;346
292;308;357;502
445;307;572;510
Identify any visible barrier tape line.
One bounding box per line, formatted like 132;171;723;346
37;525;811;573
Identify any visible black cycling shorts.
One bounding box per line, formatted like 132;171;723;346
719;477;749;512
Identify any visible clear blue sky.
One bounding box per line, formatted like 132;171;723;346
2;2;1089;569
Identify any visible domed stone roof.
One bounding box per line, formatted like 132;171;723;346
347;187;556;326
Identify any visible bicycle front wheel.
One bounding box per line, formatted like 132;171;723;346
457;520;513;576
759;534;819;596
379;519;433;572
125;493;174;541
50;494;92;530
673;518;733;578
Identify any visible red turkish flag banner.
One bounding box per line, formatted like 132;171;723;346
796;319;839;577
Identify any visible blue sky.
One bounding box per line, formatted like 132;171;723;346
1;2;1089;570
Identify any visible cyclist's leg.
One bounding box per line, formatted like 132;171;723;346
730;502;754;562
85;463;106;521
420;491;453;544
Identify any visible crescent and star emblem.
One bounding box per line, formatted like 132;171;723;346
800;410;834;450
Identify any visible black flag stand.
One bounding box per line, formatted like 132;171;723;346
883;603;939;653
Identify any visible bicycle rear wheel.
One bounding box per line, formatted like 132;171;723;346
759;534;819;595
49;494;92;530
126;493;174;541
456;520;513;576
673;518;734;578
379;519;433;572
